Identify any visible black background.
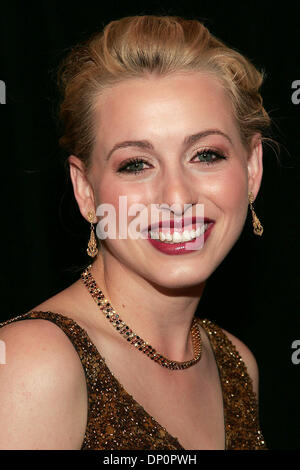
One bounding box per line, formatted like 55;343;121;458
0;0;299;450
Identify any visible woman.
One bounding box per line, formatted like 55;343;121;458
0;15;273;450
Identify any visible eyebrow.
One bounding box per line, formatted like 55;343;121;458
105;129;233;161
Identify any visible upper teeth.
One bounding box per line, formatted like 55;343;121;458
149;224;209;243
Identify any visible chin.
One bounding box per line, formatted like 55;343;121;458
140;263;210;292
148;275;207;295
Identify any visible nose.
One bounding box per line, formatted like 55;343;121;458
156;167;199;215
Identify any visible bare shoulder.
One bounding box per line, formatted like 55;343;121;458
221;327;259;399
0;318;87;449
0;316;83;361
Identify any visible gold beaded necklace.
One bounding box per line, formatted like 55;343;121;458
81;264;202;370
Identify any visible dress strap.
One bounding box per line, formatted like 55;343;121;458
197;318;267;449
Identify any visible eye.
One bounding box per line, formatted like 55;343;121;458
192;148;228;166
117;158;150;174
116;148;228;175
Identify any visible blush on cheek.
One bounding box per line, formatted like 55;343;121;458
95;182;148;239
226;183;246;209
206;165;248;220
224;163;248;201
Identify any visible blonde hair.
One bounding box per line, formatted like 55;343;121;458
56;14;278;169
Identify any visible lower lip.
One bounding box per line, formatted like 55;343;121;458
146;223;214;255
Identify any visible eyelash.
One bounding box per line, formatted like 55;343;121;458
117;148;228;174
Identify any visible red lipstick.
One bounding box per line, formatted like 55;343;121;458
146;221;214;255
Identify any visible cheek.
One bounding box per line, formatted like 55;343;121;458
203;163;248;212
95;177;147;226
94;178;118;207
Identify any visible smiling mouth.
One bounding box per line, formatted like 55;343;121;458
148;223;210;244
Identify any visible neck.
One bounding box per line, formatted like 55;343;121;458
89;251;206;362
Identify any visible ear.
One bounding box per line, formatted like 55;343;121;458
68;155;96;222
247;134;263;201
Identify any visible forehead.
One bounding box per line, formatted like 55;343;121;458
92;71;240;148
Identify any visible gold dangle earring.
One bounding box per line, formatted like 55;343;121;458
87;210;99;257
248;191;263;236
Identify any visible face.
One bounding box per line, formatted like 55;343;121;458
69;71;263;290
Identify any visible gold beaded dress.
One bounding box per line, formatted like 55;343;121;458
0;310;267;450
